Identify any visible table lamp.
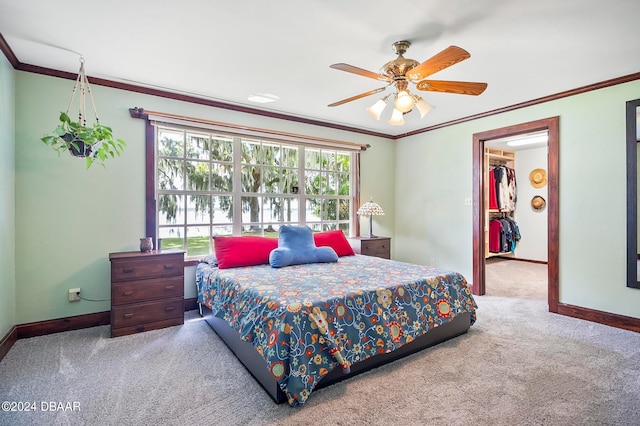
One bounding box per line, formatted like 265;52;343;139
357;198;385;238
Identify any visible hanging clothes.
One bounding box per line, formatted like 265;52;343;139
506;167;517;211
486;151;520;258
489;217;521;254
493;165;504;209
488;168;498;210
489;218;503;253
490;165;517;212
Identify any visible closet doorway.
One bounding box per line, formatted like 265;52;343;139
472;117;559;313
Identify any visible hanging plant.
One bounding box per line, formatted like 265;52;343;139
40;56;126;168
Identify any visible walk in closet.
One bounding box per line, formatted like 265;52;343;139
484;147;519;258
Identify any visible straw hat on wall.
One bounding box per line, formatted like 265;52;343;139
531;195;546;210
529;168;547;188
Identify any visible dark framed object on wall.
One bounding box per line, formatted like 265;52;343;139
626;98;640;289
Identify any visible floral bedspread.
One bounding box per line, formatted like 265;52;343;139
196;254;477;406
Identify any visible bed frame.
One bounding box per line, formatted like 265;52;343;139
200;304;472;404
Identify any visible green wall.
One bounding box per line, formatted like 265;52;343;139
0;54;15;338
9;68;640;327
395;80;640;318
13;71;394;324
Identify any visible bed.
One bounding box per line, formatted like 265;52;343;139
196;243;477;407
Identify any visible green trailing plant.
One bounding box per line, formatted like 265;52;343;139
40;56;126;169
41;112;126;169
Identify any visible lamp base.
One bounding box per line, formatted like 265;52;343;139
366;216;376;239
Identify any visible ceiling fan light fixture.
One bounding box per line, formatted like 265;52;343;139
388;108;405;126
394;90;415;113
328;42;486;127
414;96;432;118
366;95;389;120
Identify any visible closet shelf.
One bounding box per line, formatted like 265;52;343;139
485;147;515;160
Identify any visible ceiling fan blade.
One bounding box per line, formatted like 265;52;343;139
328;87;387;107
406;46;471;81
330;63;392;82
416;80;488;96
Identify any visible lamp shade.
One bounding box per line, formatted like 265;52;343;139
388;108;405;126
357;200;385;216
415;97;432;118
366;97;388;120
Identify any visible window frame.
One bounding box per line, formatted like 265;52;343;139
142;117;362;258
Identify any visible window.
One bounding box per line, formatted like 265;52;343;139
152;124;358;256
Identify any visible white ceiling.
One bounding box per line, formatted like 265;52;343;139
1;0;639;137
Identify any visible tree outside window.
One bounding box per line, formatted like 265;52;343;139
155;125;354;256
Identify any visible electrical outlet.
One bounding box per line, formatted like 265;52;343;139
68;288;81;302
429;258;436;266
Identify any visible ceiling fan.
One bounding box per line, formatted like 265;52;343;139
328;41;488;125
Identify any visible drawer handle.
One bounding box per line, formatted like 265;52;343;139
122;267;135;273
165;306;176;312
123;313;134;319
164;264;174;270
165;285;175;290
122;290;134;296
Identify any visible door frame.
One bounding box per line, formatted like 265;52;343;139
472;116;559;312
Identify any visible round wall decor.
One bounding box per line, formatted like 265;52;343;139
529;168;547;188
531;195;546;211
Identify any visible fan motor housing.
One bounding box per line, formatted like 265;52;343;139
380;57;420;80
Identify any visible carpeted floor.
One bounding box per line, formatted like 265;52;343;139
485;257;548;300
1;260;638;426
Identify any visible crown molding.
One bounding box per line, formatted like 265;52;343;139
1;32;640;140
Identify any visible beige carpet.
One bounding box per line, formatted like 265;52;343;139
485;257;548;300
1;261;638;426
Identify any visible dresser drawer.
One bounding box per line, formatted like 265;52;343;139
361;239;390;258
111;298;184;329
110;253;184;282
112;276;184;306
110;317;185;338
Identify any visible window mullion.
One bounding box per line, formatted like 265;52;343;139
232;137;242;235
181;129;188;250
298;147;305;226
350;152;356;236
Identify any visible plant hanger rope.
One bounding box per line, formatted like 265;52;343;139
40;55;126;168
66;55;101;127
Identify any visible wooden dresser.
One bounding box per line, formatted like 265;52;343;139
109;250;185;337
348;236;391;259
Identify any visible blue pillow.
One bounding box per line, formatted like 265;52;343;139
269;226;338;268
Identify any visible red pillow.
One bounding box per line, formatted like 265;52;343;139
213;236;278;269
313;230;355;256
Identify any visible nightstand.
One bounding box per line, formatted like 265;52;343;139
109;250;185;337
348;236;391;259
